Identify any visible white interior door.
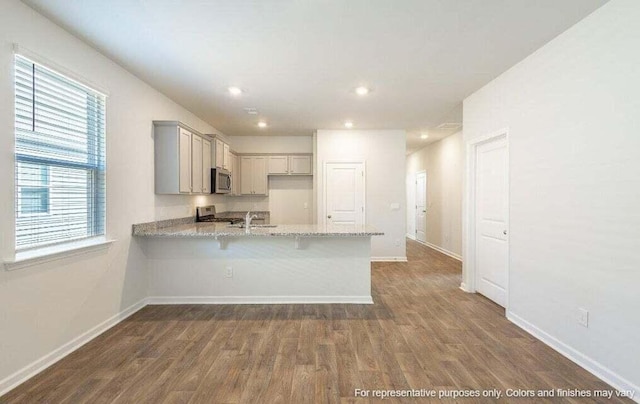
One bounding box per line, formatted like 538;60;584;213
325;162;365;226
415;171;427;242
475;135;509;307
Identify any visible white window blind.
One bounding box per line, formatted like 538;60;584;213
14;55;106;250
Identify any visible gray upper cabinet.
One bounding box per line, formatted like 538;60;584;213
202;138;212;193
154;121;212;195
289;155;312;175
212;137;231;170
240;156;268;195
267;155;312;175
268;156;289;174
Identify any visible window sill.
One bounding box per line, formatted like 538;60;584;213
4;237;115;271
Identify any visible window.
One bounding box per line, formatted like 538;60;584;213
14;55;106;250
17;163;50;215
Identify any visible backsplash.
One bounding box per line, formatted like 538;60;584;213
224;195;269;212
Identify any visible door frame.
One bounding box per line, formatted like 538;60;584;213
415;170;427;243
462;128;510;310
322;160;366;226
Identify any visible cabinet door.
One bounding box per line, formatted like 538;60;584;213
252;156;268;195
233;154;240;195
215;139;224;169
240;157;253;195
191;135;203;193
178;128;192;193
268;156;289;174
202;138;211;193
223;143;230;169
289;155;312;175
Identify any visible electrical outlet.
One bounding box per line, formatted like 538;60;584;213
303;202;308;209
577;308;589;327
225;266;233;279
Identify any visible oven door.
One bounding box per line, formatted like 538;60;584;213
212;168;231;194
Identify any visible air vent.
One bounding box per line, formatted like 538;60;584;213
243;107;258;115
437;122;462;130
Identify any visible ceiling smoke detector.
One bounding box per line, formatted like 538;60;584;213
437;122;462;130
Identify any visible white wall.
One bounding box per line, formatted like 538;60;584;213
463;0;640;394
267;176;313;224
230;135;312;154
146;236;372;304
406;132;462;257
315;130;407;260
226;135;314;224
0;0;225;391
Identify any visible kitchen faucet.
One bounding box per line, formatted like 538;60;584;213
245;211;258;228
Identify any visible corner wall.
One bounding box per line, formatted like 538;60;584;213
406;132;462;258
315;130;407;261
0;0;223;392
463;0;640;394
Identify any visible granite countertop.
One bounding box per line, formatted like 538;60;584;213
132;221;383;238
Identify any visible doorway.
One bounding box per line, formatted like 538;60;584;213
466;131;509;308
323;162;365;226
415;171;427;243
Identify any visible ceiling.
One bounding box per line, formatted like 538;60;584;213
23;0;607;153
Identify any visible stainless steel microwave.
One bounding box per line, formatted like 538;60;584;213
212;168;231;194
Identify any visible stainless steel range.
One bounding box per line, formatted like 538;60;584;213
196;205;243;225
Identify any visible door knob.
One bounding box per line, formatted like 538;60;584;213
503;230;507;235
327;215;332;219
422;210;426;213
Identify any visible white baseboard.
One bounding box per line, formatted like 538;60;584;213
147;295;374;305
0;298;148;397
507;311;639;402
459;282;472;293
415;240;462;261
371;257;408;262
406;233;416;241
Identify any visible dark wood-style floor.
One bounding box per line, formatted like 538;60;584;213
2;239;628;403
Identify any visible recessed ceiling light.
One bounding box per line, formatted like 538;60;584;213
344;121;354;128
355;86;370;96
228;86;243;96
258;121;268;128
420;133;429;139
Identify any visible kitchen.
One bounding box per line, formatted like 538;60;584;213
133;121;382;303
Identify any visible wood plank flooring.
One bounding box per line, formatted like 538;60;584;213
1;239;629;403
